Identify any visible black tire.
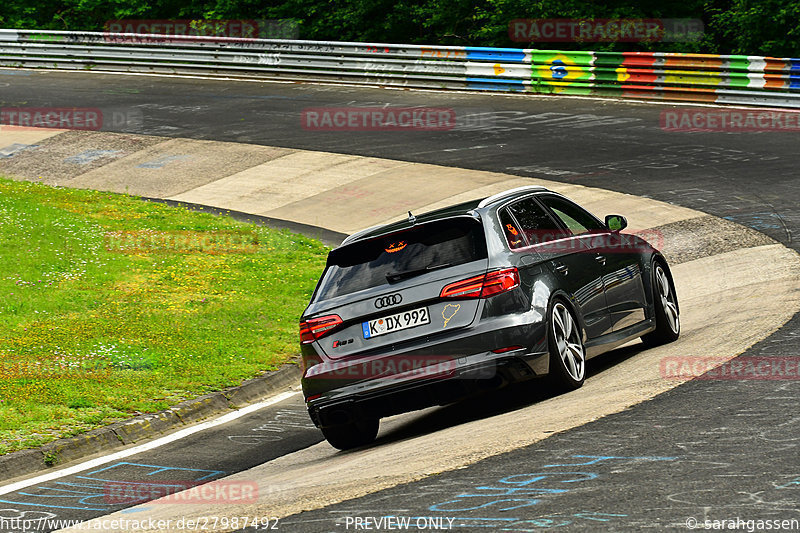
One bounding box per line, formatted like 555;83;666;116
321;418;379;450
641;261;680;347
547;299;586;391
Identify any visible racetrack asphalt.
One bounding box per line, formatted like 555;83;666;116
1;70;799;532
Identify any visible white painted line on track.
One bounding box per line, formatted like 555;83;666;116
0;389;301;496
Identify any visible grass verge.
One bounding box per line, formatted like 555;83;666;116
0;177;329;454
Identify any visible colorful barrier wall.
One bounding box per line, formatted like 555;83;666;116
1;29;799;108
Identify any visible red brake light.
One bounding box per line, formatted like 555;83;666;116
440;268;519;299
439;274;485;298
300;314;343;344
481;268;520;297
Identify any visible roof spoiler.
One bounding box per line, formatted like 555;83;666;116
339;212;482;248
477;185;548;208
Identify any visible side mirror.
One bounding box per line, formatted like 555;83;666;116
605;214;627;232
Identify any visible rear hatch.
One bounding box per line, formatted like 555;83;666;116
305;216;489;358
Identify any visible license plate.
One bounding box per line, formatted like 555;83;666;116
362;307;430;339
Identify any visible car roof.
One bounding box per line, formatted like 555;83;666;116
341;185;549;246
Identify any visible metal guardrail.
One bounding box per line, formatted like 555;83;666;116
2;29;799;108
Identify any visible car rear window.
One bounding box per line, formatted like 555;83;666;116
314;217;487;301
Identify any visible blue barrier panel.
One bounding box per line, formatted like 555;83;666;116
465;47;527;63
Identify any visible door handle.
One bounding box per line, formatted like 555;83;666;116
595;254;606;266
553;262;569;275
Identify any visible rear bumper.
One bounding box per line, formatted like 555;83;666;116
305;348;548;428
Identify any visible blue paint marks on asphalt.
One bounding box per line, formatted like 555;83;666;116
137;154;190;169
46;481;106;489
723;213;783;231
77;461;225;481
0;498;110;512
543;454;677;467
0;143;37;158
120;506;152;513
64;150;121;165
0;462;226;512
777;476;800;489
443;517;517;527
498;471;598;485
425;455;674;526
18;486;108;506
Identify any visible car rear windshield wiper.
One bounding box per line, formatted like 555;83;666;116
386;263;451;283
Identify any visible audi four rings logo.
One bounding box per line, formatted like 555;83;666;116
375;294;402;309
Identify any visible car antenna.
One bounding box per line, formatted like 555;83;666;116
408;211;416;224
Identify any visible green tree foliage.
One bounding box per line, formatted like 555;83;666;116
0;0;798;56
705;0;800;56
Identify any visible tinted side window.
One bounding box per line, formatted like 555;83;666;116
506;198;563;247
538;195;604;236
499;209;525;249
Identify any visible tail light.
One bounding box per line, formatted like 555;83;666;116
300;314;343;344
440;268;520;299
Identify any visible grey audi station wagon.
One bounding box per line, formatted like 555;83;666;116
300;186;680;449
